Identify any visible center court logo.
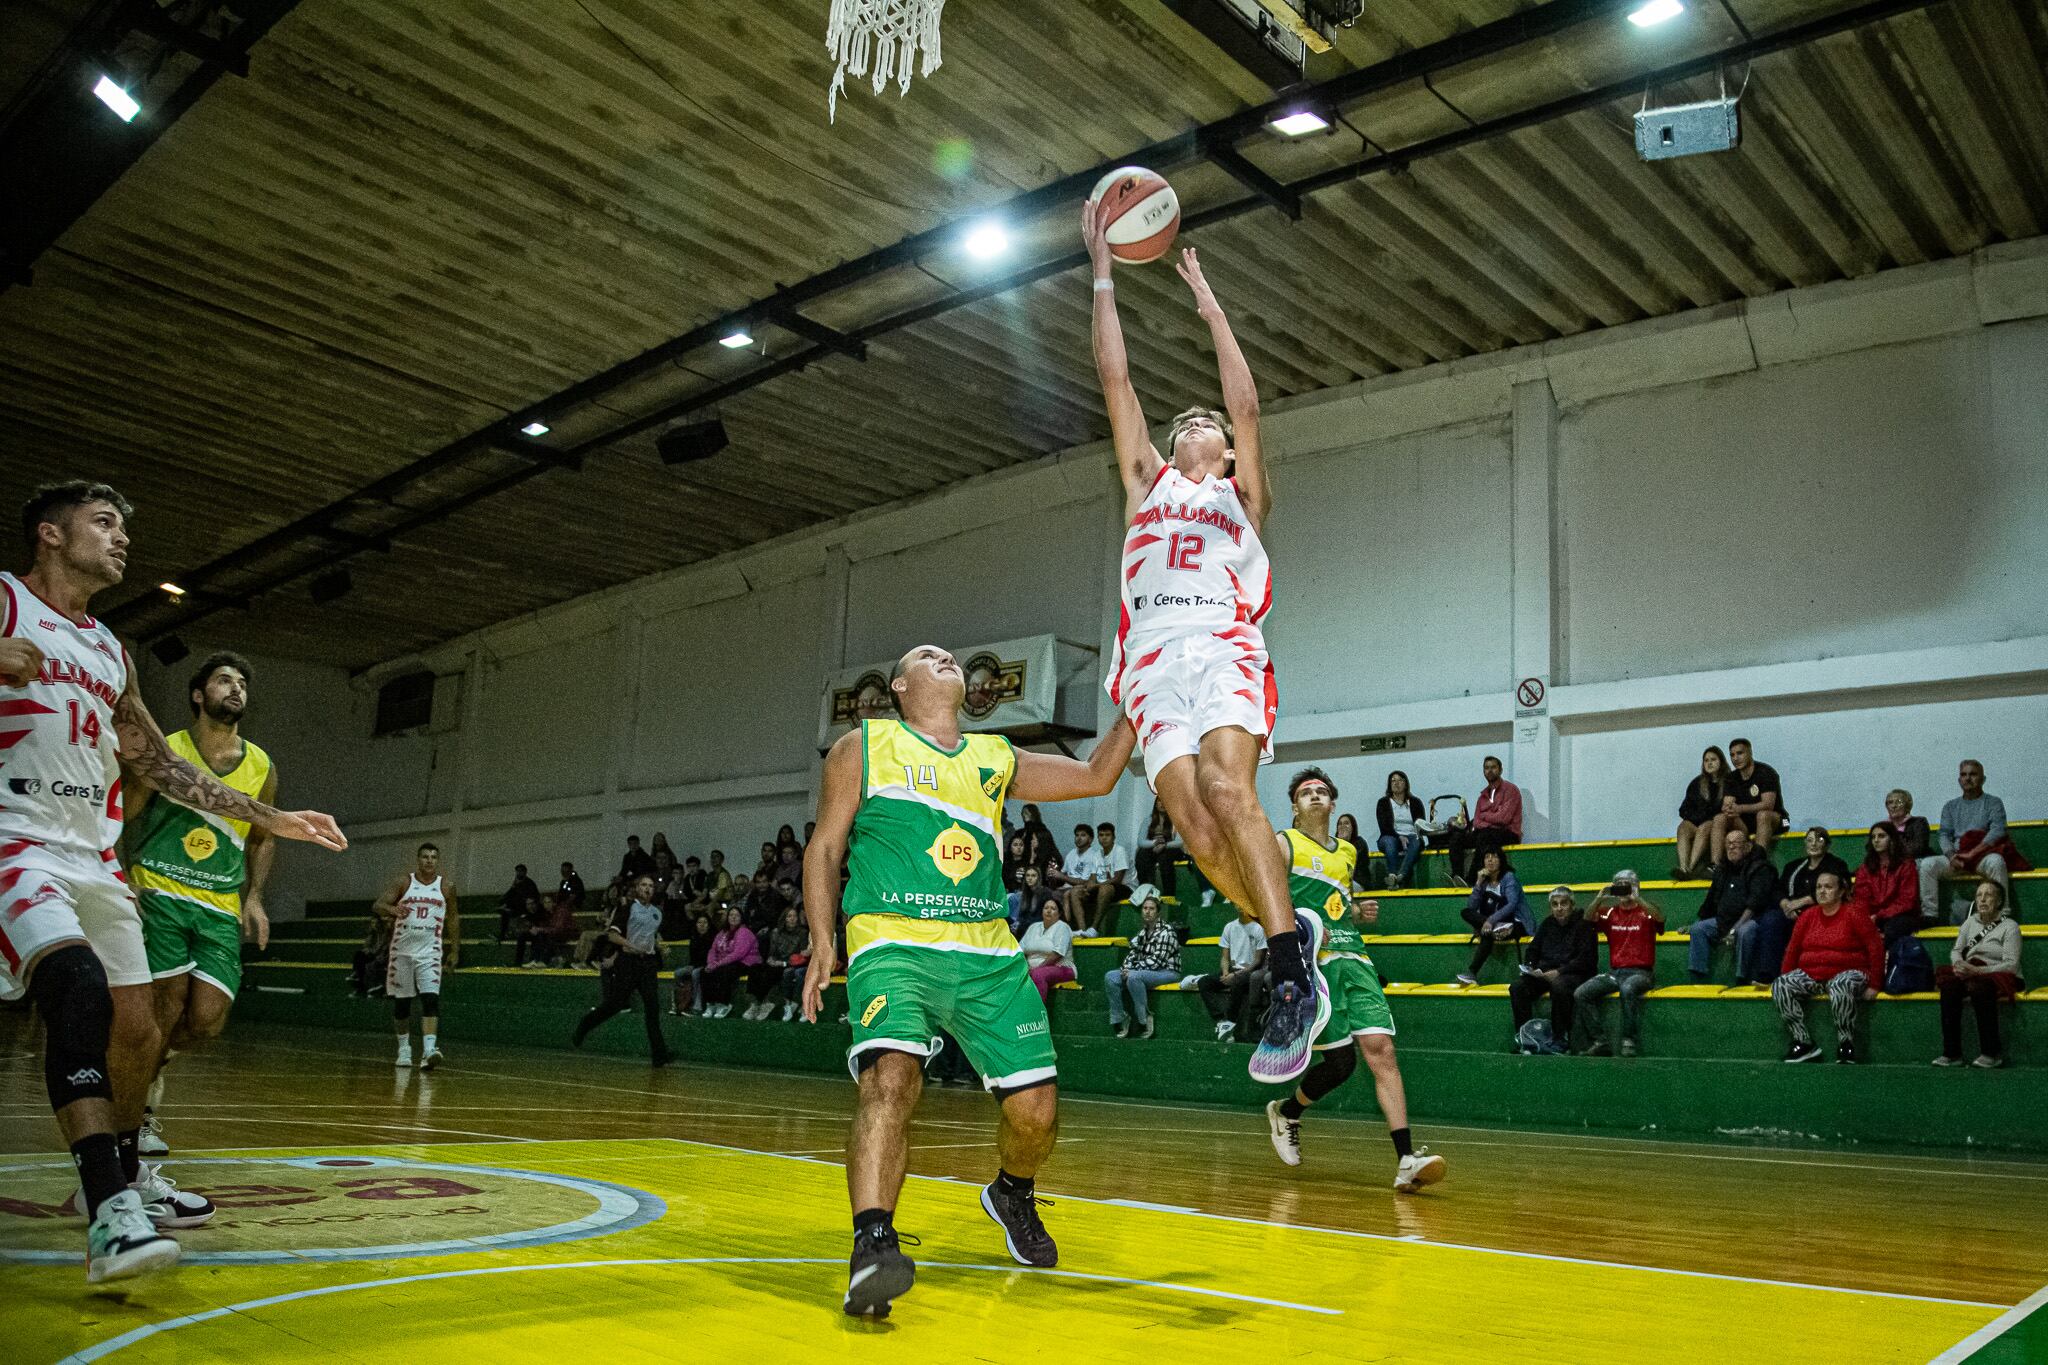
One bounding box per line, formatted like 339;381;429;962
926;823;981;884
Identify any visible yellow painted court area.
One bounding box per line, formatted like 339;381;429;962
2;1138;2002;1363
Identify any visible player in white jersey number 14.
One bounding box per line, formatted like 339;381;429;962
1;480;349;1284
1083;203;1325;1087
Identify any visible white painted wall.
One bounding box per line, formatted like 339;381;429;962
134;240;2048;911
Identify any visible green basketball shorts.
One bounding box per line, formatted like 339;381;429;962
845;941;1056;1094
140;891;244;999
1315;954;1394;1049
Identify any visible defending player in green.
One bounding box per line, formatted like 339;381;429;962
1264;767;1447;1194
802;644;1134;1319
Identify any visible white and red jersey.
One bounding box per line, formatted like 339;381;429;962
0;571;126;859
392;873;447;955
1107;467;1272;707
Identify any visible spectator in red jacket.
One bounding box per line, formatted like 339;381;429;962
1573;870;1664;1056
1448;755;1522;887
1851;823;1923;944
1771;871;1883;1065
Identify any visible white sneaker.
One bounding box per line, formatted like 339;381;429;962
1201;890;1217;908
420;1047;444;1071
132;1161;215;1228
395;1045;414;1069
781;1002;797;1022
1265;1099;1302;1167
1394;1148;1447;1193
137;1113;169;1156
1214;1021;1235;1041
86;1189;180;1283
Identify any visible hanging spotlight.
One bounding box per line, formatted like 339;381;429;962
656;419;730;465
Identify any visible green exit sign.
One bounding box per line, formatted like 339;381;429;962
1360;734;1408;753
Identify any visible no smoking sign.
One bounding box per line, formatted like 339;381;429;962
1515;676;1548;718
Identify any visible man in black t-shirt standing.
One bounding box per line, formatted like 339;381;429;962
1715;738;1787;854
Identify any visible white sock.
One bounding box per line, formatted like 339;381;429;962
397;1037;411;1053
423;1033;437;1053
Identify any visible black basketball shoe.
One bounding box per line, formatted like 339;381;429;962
843;1222;916;1318
981;1179;1057;1267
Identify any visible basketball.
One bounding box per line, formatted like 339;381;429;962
1088;165;1180;264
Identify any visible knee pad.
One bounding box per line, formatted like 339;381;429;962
418;992;440;1016
393;997;412;1020
1297;1045;1357;1104
27;945;114;1110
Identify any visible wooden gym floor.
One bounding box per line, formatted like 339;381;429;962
4;1017;2045;1362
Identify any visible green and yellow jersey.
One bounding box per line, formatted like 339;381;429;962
1283;826;1368;963
842;719;1016;961
129;730;271;919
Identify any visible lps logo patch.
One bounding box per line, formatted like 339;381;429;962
183;826;221;861
859;994;889;1028
6;778;43;795
926;823;981;885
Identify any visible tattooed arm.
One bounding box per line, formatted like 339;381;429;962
114;650;348;851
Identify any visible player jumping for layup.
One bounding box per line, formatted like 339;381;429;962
803;645;1134;1319
1265;768;1446;1193
2;481;347;1280
1083;207;1319;1084
373;842;459;1070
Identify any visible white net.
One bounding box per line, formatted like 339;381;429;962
825;0;946;122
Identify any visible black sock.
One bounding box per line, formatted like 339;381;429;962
117;1129;140;1184
994;1168;1033;1197
1278;1096;1306;1121
72;1134;125;1218
853;1206;893;1238
1390;1126;1414;1159
1268;931;1307;988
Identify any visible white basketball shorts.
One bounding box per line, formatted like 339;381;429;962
1118;630;1277;791
386;947;443;1000
0;837;149;1000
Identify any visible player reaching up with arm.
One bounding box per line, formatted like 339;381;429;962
1085;202;1320;1086
800;644;1134;1319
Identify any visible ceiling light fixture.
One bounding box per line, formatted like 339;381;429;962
1268;110;1331;136
92;75;140;122
159;582;186;598
963;220;1009;259
719;330;754;348
519;420;550;436
1627;0;1684;25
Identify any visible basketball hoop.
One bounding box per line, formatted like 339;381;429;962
825;0;945;122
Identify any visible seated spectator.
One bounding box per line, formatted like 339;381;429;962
1334;813;1371;890
617;835;656;884
497;863;540;942
1103;895;1181;1039
1772;871;1883;1063
1934;881;2024;1069
1054;823;1106;930
747;905;808;1021
1455;849;1530;985
701;906;761;1018
777;875;802;910
1881;788;1934;861
1080;822;1133;937
672;910;715;1014
1759;827;1850;984
1135;803;1188;904
1574;871;1664;1056
1009;864;1060;937
775;826;804;885
703;850;733;906
678;855;709;911
1018;803;1061;874
1687;828;1777;983
752;840;779;881
1448;755;1521;887
1002;831;1030;898
515;890;579;969
1375;771;1427;890
1018;898;1077;1006
741;870;786;931
1852;822;1923;944
1673;746;1729;880
1196;904;1268;1041
558;861;586;910
1920;759;2024;923
1714;738;1787;853
1509;888;1596;1054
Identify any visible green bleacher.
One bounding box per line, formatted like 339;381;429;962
235;823;2048;1154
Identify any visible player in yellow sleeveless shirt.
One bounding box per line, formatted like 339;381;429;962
803;645;1134;1319
1260;768;1446;1194
127;652;277;1155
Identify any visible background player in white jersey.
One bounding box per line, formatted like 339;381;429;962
373;842;460;1069
1083;207;1321;1085
2;481;348;1281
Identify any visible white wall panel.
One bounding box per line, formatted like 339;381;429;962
466;632;613;807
